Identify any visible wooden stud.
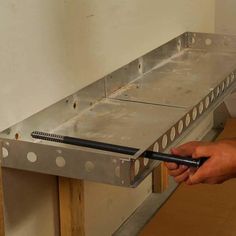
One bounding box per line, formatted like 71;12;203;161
59;177;85;236
0;168;5;236
152;163;169;193
0;141;5;236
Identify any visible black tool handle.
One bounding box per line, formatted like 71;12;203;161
31;131;207;168
144;151;207;168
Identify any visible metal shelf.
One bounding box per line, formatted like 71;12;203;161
1;32;236;187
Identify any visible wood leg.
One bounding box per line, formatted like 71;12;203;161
152;163;169;193
0;168;5;236
59;177;85;236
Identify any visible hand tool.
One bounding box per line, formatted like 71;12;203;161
31;131;207;168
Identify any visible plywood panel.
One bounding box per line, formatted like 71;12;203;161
0;168;5;236
152;163;169;193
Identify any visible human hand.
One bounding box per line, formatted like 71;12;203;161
165;139;236;185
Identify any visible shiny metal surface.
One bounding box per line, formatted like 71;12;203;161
1;139;133;186
1;32;236;187
113;49;236;108
54;99;185;151
188;32;236;52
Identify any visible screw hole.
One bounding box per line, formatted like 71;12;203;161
177;40;181;51
192;107;198;120
56;156;66;167
85;161;95;172
216;87;220;97
162;135;168;149
2;147;8;158
199;102;204;114
27;152;37;163
143;158;149;167
5;142;10;147
170;127;176;141
221;82;225;92
226;77;230;87
205;38;212;46
185;114;191;127
178;120;184;134
205;96;210;108
231;73;235;82
134;160;140;176
15;133;19;140
153;142;159;152
211;91;215;102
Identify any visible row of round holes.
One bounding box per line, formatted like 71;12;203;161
3;144;125;181
213;74;235;101
191;37;212;46
118;88;220;178
134;88;222;175
194;37;235;48
191;37;236;49
3;146;126;181
156;75;236;155
1;147;98;173
5;72;236;178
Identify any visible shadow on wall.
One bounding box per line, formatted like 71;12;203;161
225;91;236;117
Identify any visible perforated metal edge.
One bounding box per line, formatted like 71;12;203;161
1;32;236;187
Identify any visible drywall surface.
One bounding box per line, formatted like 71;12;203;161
215;0;236;116
2;169;59;236
215;0;236;34
0;0;215;131
84;175;152;236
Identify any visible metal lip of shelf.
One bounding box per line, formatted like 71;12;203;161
1;32;236;187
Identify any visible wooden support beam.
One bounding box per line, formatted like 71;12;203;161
152;163;169;193
59;177;85;236
0;142;5;236
0;168;5;236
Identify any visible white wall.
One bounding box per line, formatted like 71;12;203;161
0;0;215;132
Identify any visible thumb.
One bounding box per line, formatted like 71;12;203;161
172;141;202;157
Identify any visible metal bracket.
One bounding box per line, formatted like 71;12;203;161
1;32;236;187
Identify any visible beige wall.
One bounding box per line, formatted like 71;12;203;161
0;0;215;132
215;0;236;117
0;1;216;236
2;170;59;236
215;0;236;34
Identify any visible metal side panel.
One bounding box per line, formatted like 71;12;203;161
1;32;236;187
